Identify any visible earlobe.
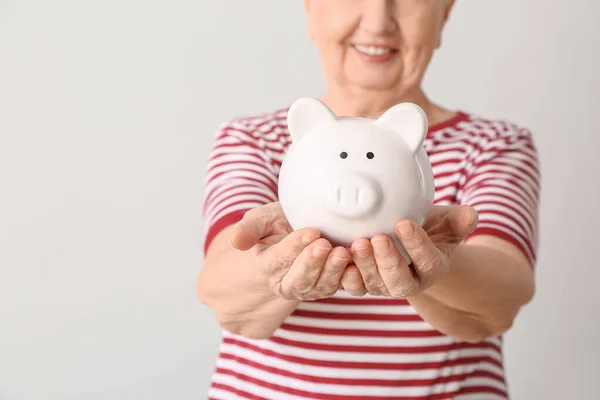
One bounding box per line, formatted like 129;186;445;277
375;103;428;153
287;97;337;142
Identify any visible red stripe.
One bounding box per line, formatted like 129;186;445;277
203;210;248;254
268;335;501;354
223;337;503;370
466;226;535;266
292;309;424;321
210;382;269;400
456;385;508;397
280;323;445;338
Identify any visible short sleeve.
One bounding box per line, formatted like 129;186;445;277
202;121;279;255
460;125;541;267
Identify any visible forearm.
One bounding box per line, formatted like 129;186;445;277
197;235;300;339
408;241;535;341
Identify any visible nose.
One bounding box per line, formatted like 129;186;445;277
326;174;382;219
361;0;396;35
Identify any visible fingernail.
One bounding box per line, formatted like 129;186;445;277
470;208;479;226
302;234;319;246
372;238;390;255
332;256;348;267
397;221;415;237
312;245;330;258
353;246;369;258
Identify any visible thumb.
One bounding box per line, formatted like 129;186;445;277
230;207;273;251
450;204;478;236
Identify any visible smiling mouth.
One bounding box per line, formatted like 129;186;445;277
352;44;397;57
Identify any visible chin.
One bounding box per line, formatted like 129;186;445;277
350;75;400;91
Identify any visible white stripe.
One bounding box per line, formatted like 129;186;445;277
211;373;309;400
427;140;474;153
220;339;503;364
431;161;464;176
434;185;459;201
272;329;456;347
460;376;508;393
285;315;431;331
455;394;506;400
430;171;463;188
428;150;466;164
207;386;242;400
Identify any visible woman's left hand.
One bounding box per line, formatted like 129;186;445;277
340;205;479;297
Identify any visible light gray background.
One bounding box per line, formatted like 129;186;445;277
1;0;598;399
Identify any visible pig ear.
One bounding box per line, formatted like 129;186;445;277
287;97;337;142
375;103;428;153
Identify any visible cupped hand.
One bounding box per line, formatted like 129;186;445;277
341;205;478;297
231;202;351;301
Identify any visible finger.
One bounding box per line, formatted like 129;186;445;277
352;238;390;296
231;207;273;250
340;264;367;296
279;238;332;299
370;235;419;298
396;220;448;290
310;246;351;299
428;205;478;239
452;205;478;236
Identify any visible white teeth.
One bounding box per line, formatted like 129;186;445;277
354;44;391;56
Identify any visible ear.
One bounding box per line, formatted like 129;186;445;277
287;97;337;142
375;103;428;153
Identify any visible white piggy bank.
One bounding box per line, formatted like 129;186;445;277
278;97;435;264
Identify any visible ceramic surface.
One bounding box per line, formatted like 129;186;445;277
278;97;435;264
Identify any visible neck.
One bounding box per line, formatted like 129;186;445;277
320;84;452;125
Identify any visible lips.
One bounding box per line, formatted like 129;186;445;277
351;43;398;62
353;44;395;56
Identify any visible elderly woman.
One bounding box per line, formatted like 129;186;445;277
197;0;540;399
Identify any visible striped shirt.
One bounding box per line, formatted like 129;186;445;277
202;106;540;399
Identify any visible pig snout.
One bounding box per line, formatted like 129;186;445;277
326;174;382;218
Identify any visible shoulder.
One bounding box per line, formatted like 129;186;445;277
434;111;536;147
213;106;291;146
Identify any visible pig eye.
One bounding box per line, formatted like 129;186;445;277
340;151;348;159
366;152;374;159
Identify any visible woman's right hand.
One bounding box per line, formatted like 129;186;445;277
231;202;352;301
